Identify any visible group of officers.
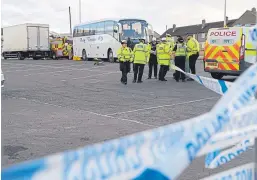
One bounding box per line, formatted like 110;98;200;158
117;34;200;85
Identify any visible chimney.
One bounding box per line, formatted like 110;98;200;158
252;7;256;13
202;19;206;29
172;24;176;32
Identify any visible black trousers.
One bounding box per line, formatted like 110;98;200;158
120;62;130;83
174;56;186;80
134;63;145;81
158;65;169;80
148;61;158;78
189;52;199;74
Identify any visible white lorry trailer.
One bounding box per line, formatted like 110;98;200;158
2;23;50;60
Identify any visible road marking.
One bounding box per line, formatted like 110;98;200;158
9;96;155;127
85;111;156;127
3;63;89;71
65;71;119;81
23;65;112;77
105;97;218;116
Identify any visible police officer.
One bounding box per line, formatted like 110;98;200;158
117;40;133;85
157;37;171;81
173;36;187;82
132;38;148;83
148;38;158;79
186;35;200;80
166;34;175;49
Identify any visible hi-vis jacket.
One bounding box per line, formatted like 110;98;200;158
186;37;200;56
174;43;187;56
117;47;133;62
157;42;172;66
133;42;149;64
166;37;175;49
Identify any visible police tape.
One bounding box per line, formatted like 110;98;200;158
205;138;254;169
200;163;255;180
203;102;257;169
169;63;232;95
198;101;257;156
2;63;257;180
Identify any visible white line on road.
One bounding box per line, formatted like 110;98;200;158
23;65;113;77
64;71;119;81
10;96;155;127
105;97;218;116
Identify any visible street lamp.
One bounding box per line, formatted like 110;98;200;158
224;0;227;27
79;0;81;23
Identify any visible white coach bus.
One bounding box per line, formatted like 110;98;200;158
73;18;154;62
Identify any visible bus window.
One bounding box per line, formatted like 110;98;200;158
78;26;84;37
83;24;90;36
105;21;114;36
89;23;96;35
96;22;104;35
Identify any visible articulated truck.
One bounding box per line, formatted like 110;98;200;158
2;23;51;60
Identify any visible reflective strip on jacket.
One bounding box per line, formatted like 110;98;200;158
186;37;200;56
133;42;148;64
117;47;133;62
157;43;171;66
175;43;187;56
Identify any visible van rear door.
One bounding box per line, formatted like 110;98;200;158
205;27;242;72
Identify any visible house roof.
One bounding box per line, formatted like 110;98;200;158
160;19;237;38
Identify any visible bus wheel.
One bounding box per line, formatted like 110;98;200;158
211;73;224;80
108;49;114;63
82;50;88;61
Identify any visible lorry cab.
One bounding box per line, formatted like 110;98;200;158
203;26;257;79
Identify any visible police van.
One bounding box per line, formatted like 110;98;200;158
203;25;257;79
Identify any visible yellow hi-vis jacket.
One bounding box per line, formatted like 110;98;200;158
186;37;200;56
175;43;187;57
117;47;133;62
133;42;149;64
166;37;175;49
157;42;172;66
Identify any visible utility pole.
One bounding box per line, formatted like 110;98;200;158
224;0;227;27
79;0;81;23
69;6;72;36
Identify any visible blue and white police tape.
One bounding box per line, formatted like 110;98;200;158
205;138;254;169
198;101;257;156
204;101;257;169
2;63;257;180
200;163;255;180
169;63;232;95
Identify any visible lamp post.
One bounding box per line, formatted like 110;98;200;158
79;0;81;23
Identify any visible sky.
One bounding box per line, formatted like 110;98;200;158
1;0;257;35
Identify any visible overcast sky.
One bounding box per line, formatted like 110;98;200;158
1;0;257;34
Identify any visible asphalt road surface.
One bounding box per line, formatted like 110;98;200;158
1;59;253;179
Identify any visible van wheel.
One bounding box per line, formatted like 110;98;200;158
82;50;88;61
17;52;25;60
211;73;224;80
33;57;40;60
108;49;114;63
